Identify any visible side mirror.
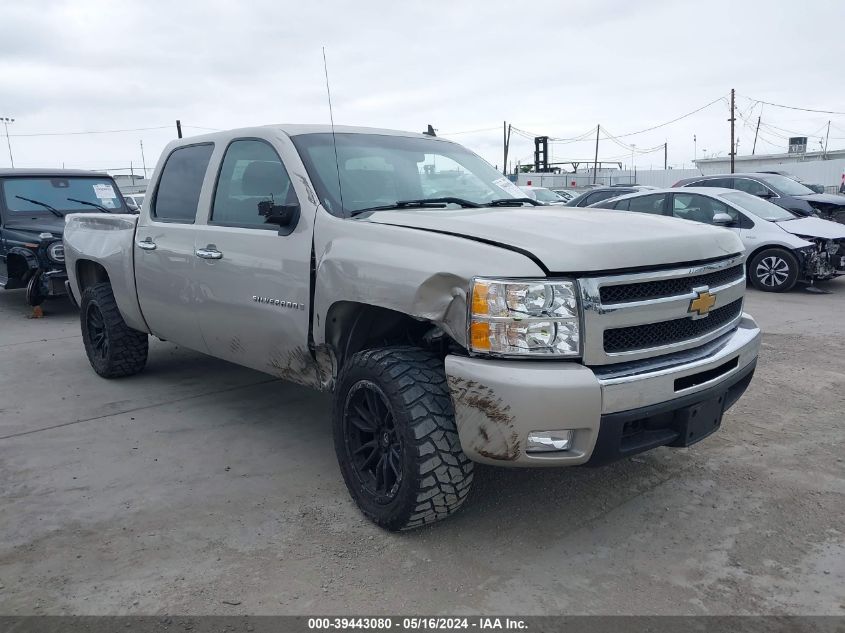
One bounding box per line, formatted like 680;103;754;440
258;200;299;226
755;190;773;199
712;212;735;226
125;199;139;211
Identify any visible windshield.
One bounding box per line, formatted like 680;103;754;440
760;174;814;196
721;191;797;221
2;177;126;214
530;188;562;202
290;133;523;215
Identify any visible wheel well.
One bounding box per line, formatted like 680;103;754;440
745;245;795;273
76;260;110;292
6;253;32;280
324;302;449;370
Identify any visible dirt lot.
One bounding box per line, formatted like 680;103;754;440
1;282;843;615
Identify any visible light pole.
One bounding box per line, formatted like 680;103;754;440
630;144;635;184
1;117;14;168
693;134;697;164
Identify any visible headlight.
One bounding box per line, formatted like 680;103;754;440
47;241;65;263
468;278;581;357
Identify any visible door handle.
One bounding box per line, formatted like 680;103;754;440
136;238;157;250
195;247;223;260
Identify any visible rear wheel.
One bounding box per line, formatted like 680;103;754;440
749;248;799;292
80;282;148;378
333;346;473;531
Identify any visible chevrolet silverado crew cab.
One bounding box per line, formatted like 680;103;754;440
64;125;761;530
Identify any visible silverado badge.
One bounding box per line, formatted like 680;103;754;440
688;288;716;318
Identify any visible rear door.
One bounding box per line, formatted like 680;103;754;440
191;137;317;383
134;143;214;352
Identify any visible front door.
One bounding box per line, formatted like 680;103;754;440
191;138;317;385
134;143;215;352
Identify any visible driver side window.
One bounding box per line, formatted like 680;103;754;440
211;139;297;230
672;193;738;224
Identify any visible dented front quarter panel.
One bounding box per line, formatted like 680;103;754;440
445;355;602;466
310;209;545;350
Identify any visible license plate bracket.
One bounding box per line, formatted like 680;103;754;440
670;393;726;447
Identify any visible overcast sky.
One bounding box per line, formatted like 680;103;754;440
2;0;844;176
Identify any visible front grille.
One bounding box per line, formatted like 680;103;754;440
600;264;744;305
604;299;743;353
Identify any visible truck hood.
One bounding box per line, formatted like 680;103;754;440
361;207;742;273
775;216;845;240
3;215;66;236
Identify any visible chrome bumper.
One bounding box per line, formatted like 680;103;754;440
445;314;761;467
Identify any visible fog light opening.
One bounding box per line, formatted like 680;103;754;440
526;430;573;453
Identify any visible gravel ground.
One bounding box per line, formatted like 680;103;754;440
0;282;843;615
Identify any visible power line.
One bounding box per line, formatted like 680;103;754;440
608;96;727;138
739;95;845;116
9;125;173;137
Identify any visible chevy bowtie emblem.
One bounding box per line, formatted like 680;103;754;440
689;288;716;317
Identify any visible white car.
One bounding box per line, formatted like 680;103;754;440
519;185;567;205
592;187;845;292
123;193;145;213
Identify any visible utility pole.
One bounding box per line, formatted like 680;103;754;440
502;121;511;176
1;116;14;167
664;142;667;170
593;125;600;184
823;120;831;159
140;140;147;176
630;144;635;184
693;134;697;164
729;88;736;173
176;119;183;139
752;115;761;155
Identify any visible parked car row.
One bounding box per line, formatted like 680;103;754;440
587;186;845;292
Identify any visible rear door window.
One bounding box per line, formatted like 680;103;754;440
627;194;668;214
152;144;214;222
734;178;773;197
582;190;622;206
693;177;733;188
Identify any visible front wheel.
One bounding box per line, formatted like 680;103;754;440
80;282;149;378
333;346;473;531
749;248;799;292
25;270;45;307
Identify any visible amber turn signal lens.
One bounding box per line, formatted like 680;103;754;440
470;321;491;350
471;282;489;315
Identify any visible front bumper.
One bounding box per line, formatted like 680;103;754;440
445;313;761;467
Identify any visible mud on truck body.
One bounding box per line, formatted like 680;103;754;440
63;125;761;530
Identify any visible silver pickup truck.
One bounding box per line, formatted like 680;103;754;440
64;125;761;530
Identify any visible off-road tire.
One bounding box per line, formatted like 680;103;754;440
333;346;473;531
80;282;148;378
749;248;799;293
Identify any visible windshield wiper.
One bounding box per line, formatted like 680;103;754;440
68;197;111;213
488;197;541;207
350;197;482;217
15;195;64;218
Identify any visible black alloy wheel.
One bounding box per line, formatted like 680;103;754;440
343;381;403;502
85;302;110;361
